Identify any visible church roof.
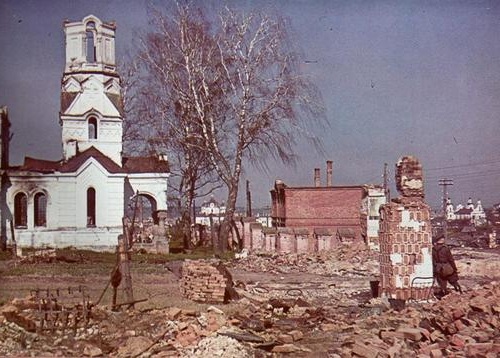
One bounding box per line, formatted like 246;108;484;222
15;147;168;175
60;146;123;173
455;207;473;215
122;156;169;173
60;92;78;113
20;157;61;173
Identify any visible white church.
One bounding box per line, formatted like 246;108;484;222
0;15;170;250
446;197;486;227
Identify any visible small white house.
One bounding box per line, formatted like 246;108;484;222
0;15;170;250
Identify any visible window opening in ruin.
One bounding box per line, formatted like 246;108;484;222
409;253;417;265
86;21;96;63
14;192;28;228
87;187;96;227
88;117;97;139
34;192;47;227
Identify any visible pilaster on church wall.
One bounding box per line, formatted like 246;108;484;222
56;176;78;227
102;176;125;227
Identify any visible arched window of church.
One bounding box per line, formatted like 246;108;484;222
14;192;28;228
87;187;96;227
86;21;96;63
34;192;47;227
88;117;98;139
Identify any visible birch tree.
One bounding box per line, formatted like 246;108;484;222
123;4;222;249
127;2;325;249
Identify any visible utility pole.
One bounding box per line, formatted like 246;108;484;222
438;178;454;240
383;163;391;202
246;180;252;217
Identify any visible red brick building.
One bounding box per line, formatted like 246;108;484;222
270;161;380;242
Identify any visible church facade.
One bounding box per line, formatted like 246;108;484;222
0;15;170;250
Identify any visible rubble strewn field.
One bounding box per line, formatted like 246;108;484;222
1;244;500;357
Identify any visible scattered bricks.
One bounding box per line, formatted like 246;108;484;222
320;323;337;331
471;331;491;343
430;348;443;358
444;322;458;335
452;307;466;320
469;299;491;313
352;341;379;358
165;307;182;320
379;329;405;340
175;324;199;347
289;330;304;341
278;334;294;344
1;304;37;332
453;319;466;332
419;342;442;355
449;334;467;348
464;343;494;356
417;327;431;341
387;342;403;358
395;327;423;341
272;344;301;353
429;330;445;342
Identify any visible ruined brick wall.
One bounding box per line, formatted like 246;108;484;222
264;233;276;251
379;156;433;300
249;223;262;250
395;156;424;198
295;229;311;253
277;229;295;253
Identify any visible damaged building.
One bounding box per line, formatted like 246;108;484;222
0;15;170;250
240;161;386;253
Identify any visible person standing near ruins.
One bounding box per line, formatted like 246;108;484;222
432;235;462;297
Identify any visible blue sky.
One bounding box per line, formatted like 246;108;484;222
1;0;499;210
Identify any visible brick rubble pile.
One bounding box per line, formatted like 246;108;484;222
179;260;234;303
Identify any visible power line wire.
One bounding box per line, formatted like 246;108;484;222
426;168;500;180
426;159;500;171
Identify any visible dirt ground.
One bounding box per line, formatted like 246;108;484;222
1;244;500;357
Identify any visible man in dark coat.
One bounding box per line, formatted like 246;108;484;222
432;235;462;297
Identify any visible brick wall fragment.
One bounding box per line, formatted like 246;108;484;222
379;156;433;300
179;260;237;303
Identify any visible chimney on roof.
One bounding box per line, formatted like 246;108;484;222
314;168;321;187
326;160;333;187
64;139;78;161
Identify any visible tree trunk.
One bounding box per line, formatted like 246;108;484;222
220;181;239;251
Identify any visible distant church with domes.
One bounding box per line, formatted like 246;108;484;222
0;15;170;250
446;197;486;227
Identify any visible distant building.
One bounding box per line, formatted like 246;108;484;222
254;207;272;227
446;197;486;226
195;196;225;226
0;15;170;250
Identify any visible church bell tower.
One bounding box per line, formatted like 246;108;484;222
60;15;123;165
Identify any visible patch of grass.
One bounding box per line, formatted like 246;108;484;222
5;262;115;277
1;246;235;277
57;248;117;264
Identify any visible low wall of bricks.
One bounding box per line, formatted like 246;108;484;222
242;223;347;253
179;260;233;303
